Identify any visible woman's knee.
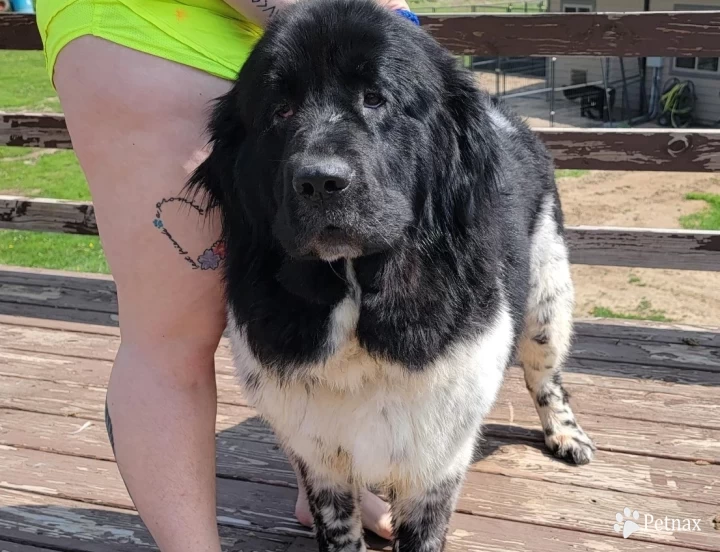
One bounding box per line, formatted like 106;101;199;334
117;291;226;358
113;308;225;388
52;37;232;362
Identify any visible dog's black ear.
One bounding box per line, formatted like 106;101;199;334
185;91;245;215
441;69;503;230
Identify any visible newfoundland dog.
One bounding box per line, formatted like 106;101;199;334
189;0;595;550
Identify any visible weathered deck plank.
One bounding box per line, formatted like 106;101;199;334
0;321;120;360
3;370;720;463
495;377;720;430
2;407;719;506
0;269;117;313
3;342;720;404
4;346;720;404
0;277;716;373
572;336;720;373
1;488;700;552
0;311;718;385
0;446;311;538
0;489;295;552
573;319;720;347
4;347;718;432
1;305;716;352
1;445;718;549
0;541;61;552
0;301;118;327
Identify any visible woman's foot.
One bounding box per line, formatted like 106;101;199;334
295;485;394;540
358;488;394;540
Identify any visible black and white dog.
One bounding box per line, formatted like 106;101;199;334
189;0;595;549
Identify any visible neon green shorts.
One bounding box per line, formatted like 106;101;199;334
36;0;264;85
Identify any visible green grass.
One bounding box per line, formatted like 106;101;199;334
0;51;60;113
0;147;107;272
679;192;720;231
628;273;646;287
0;231;108;273
1;147;41;159
0;52;109;273
592;299;672;323
555;169;589;179
0;148;90;200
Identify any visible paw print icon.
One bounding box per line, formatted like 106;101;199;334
614;507;641;538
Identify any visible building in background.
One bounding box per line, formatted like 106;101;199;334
546;0;720;126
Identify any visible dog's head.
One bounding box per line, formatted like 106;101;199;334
190;0;498;263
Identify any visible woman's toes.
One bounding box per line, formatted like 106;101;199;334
360;488;394;540
295;485;393;539
294;488;314;528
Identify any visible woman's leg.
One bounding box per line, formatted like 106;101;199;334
54;37;230;552
53;36;393;548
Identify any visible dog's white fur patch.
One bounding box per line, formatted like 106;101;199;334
227;261;513;491
488;108;516;135
516;196;595;464
521;196;574;374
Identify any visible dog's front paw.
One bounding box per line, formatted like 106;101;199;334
545;424;596;465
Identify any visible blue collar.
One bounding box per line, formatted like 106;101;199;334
394;9;421;26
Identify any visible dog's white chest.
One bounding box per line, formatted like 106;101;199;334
227;269;513;487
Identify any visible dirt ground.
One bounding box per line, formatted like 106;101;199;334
558;170;720;328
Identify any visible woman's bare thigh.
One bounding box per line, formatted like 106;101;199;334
54;37;233;348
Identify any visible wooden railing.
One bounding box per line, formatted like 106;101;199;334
1;11;719;271
413;1;546;13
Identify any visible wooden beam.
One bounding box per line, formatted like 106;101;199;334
0;113;71;149
4;113;720;173
567;226;720;272
420;11;720;57
541;128;720;172
0;196;97;235
0;195;717;271
4;12;720;57
0;14;41;51
0;541;62;552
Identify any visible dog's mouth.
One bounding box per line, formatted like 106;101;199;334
310;225;363;262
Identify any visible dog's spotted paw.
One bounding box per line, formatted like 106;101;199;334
545;425;596;465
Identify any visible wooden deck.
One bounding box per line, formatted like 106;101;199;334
0;265;718;552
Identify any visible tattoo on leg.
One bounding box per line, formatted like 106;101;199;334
251;0;279;18
153;197;226;270
104;399;139;503
104;398;116;455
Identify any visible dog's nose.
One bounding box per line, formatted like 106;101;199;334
292;158;352;201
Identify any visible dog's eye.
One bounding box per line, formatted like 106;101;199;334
275;105;295;119
363;93;385;108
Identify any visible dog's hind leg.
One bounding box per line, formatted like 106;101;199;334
293;456;366;552
390;474;464;552
389;436;474;552
517;197;595;465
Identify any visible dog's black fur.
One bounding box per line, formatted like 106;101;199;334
190;0;557;372
189;1;594;549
